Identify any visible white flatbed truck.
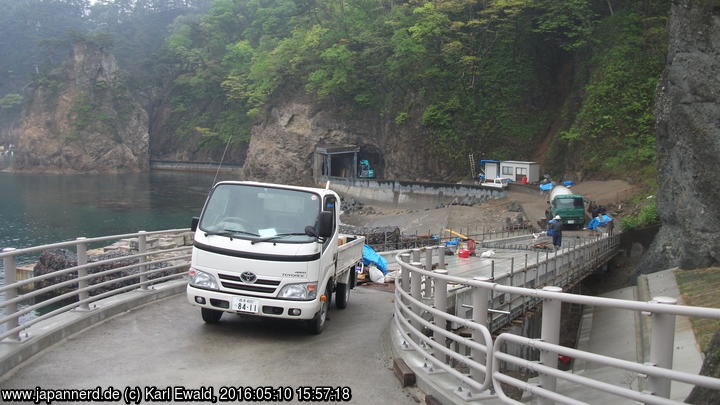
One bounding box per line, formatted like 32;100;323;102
186;181;364;334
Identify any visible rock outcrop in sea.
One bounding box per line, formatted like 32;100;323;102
14;40;149;172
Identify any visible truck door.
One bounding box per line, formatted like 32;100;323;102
321;195;338;288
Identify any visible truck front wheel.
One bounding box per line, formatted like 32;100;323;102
201;308;223;324
307;287;331;334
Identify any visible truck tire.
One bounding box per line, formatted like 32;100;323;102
307;287;331;335
349;267;357;289
201;308;223;324
335;281;350;309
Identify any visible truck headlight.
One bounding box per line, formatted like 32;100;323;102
277;282;317;300
188;268;219;290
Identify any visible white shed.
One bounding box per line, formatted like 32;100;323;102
499;161;540;183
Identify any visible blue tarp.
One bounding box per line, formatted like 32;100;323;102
586;214;614;230
363;244;388;274
563;180;575;187
445;237;460;246
539;183;553;191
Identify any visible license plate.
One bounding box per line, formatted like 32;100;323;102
567;220;575;224
232;297;259;314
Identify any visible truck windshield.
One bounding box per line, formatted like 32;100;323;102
555;198;584;210
199;184;320;243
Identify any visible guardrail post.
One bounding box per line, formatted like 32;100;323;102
433;269;448;361
399;253;411;293
411;248;420;263
138;231;148;290
76;237;91;311
2;248;21;341
647;296;677;399
539;286;563;405
424;247;434;297
410;261;423;340
437;244;445;270
472;276;491;383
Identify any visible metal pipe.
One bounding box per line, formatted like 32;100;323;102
437;244;445;269
0;229;190;258
472;276;491;383
540;286;562;405
648;296;678;400
138;231;148;290
399;253;410;294
409;261;423;336
433;269;448;361
424;247;434;297
2;248;20;341
76;238;90;311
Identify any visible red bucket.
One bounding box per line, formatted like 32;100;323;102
458;249;471;258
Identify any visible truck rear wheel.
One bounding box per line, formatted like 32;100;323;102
307;287;331;335
201;308;223;324
335;282;350;309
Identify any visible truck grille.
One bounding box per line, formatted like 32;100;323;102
218;273;281;294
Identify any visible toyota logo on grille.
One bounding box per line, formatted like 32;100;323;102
240;271;257;284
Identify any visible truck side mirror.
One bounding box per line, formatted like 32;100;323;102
305;226;318;238
190;217;199;232
318;211;333;238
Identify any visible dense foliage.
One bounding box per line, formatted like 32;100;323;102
159;0;668;177
0;0;669;180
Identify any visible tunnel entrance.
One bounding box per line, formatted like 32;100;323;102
314;145;359;181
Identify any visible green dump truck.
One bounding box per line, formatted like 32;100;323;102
546;185;585;228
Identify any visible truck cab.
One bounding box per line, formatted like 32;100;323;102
550;194;585;227
186;181;363;334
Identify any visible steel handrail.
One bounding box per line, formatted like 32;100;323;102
395;248;720;319
0;246;191;293
497;333;720;390
393;316;488;393
0;260;189;325
493;350;683;405
0;253;191;308
0;269;187;341
0;228;190;258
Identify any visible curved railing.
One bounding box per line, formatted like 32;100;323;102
0;229;192;342
393;236;720;404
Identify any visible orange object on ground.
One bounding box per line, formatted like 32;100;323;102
458;249;470;258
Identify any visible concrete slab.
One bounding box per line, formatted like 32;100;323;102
1;287;419;405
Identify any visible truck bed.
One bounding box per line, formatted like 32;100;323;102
337;234;365;272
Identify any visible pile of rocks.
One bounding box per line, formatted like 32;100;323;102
31;231;194;302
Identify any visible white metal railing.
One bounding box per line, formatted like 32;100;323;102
0;229;192;342
393;237;720;404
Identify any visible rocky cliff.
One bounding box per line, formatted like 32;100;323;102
14;41;148;172
241;93;456;185
640;0;720;273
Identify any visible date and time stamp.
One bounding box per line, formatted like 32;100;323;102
1;385;353;404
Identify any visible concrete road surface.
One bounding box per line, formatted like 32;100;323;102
1;287;419;405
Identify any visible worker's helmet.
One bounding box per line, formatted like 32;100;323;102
554;215;561;220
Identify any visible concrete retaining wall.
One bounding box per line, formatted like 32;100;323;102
150;160;242;173
325;178;505;208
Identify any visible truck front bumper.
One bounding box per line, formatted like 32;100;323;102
186;285;321;320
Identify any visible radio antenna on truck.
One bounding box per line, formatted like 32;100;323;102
211;133;234;190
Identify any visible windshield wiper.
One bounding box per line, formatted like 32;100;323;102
251;232;308;245
204;229;259;239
